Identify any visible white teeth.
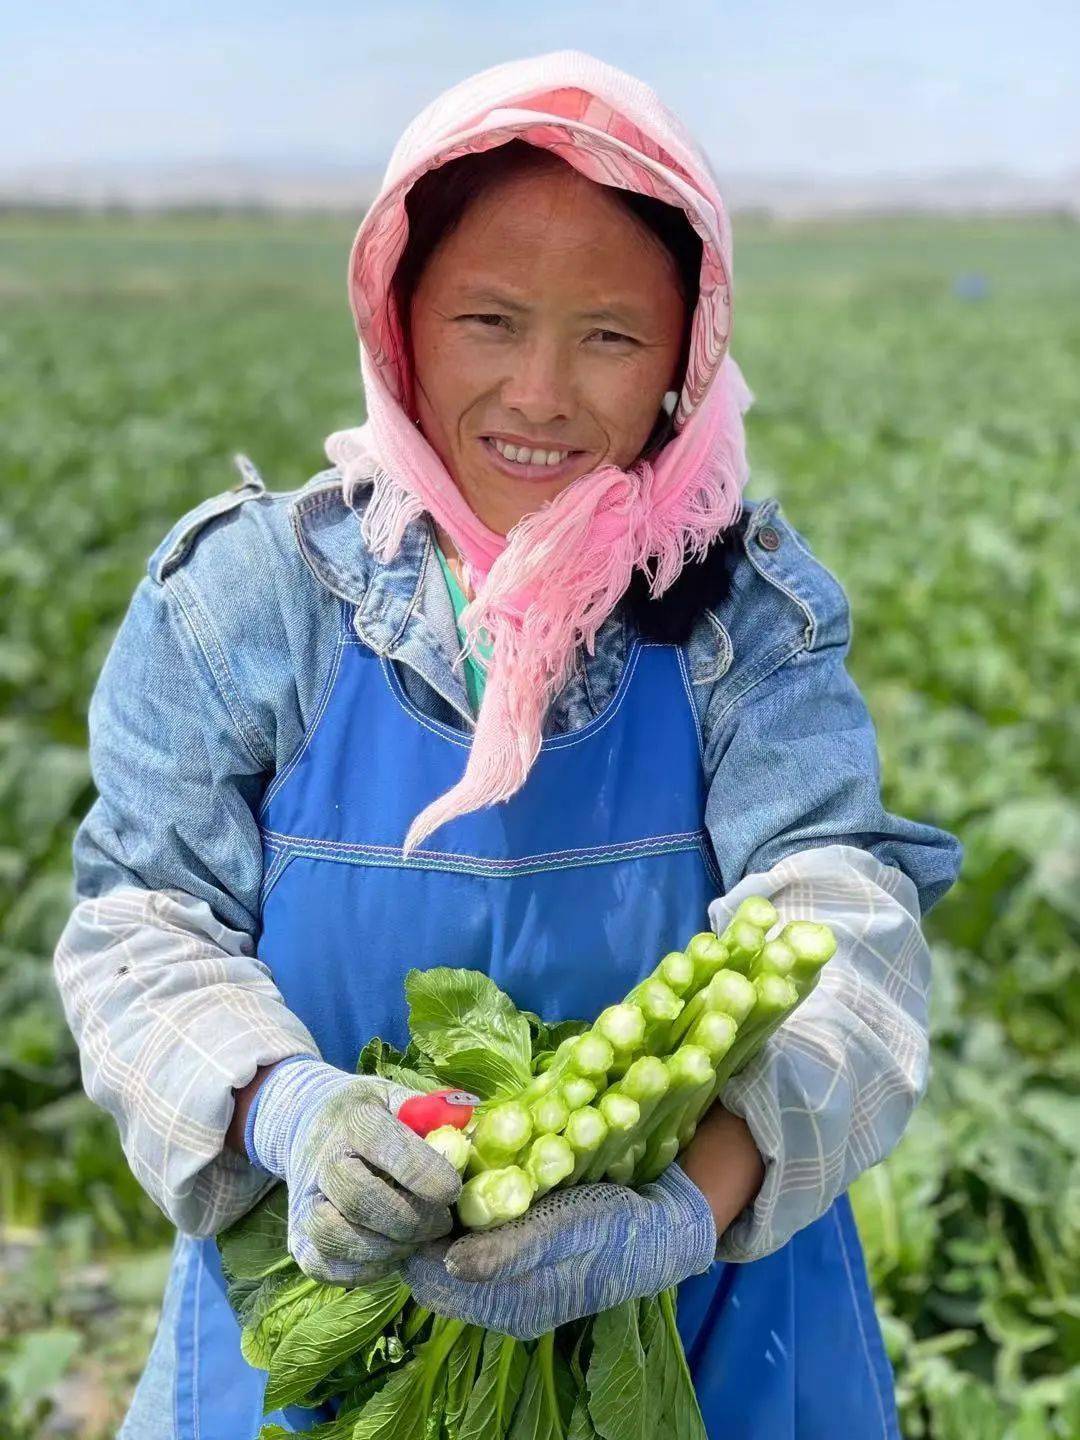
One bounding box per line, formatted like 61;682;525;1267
490;438;570;467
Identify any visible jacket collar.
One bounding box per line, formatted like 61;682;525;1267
290;472;624;733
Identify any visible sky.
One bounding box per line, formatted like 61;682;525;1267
4;0;1078;179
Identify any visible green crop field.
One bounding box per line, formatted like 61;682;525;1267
1;211;1077;1438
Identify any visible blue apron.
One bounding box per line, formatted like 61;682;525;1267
173;601;899;1438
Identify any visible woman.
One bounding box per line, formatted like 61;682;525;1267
53;51;961;1439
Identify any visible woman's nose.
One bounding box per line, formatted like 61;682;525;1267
499;337;574;424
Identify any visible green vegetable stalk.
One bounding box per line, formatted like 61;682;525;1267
529;1090;570;1137
524;1133;576;1197
684;930;730;989
424;1125;473;1173
468;1101;532;1172
572;1090;640;1184
456;904;832;1209
665;966;756;1048
457;1165;535;1230
562;1104;608;1179
594;1002;647;1063
663;971;801;1168
777;920;837;993
580;1055;668;1183
657;947;696;995
632;1044;715;1183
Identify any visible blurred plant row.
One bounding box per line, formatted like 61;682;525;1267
1;213;1077;1436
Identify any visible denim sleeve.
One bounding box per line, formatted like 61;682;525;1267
53;575;321;1237
701;632;963;1262
703;637;962;916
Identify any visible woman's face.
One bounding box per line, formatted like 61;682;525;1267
408;162;688;536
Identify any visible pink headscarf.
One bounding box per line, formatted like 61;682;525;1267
325;50;754;854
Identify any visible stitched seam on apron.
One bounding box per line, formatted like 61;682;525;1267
259;843;293;907
260;852;295;908
674;643;706;767
192;1243;202;1440
832;1205;891;1439
173;1239;187;1439
672;644;725;891
377;638;660;750
270;843;702;880
259;612;348;818
258;829;709;877
261;823;703;863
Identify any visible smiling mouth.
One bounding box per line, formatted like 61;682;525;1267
478;436;586;481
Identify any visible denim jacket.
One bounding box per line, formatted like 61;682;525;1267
52;456;962;1260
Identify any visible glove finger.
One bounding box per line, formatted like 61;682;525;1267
319;1154;453;1243
404;1244;561;1342
403;1242;497;1329
444;1183;631;1283
294;1191;411;1287
344;1100;463;1206
298;1245;405;1290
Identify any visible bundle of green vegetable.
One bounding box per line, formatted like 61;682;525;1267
217;899;836;1439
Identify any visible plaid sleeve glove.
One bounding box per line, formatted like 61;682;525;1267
403;1163;716;1340
245;1054;462;1287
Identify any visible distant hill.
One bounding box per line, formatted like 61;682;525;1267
1;157;1077;220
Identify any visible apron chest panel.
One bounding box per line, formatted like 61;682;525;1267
160;599;896;1440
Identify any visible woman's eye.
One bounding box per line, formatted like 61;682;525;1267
592;329;636;346
460;313;510;330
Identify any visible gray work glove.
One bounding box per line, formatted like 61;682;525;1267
405;1164;716;1340
244;1054;462;1286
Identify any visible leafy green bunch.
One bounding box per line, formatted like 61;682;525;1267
217;904;837;1439
218;972;708;1439
219;1187;698;1440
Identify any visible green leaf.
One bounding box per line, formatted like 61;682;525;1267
356;1035;443;1092
1019;1088;1080;1156
233;1266;296;1338
444;1325;485;1436
637;1297;660;1355
643;1291;707;1440
292;1330;407;1410
587;1302;646;1440
925;1374;1009;1440
239;1270;325;1371
459;1331;530;1440
349;1359;428;1440
504;1335;572;1440
850;1108;951;1288
1;1327;81;1414
257;1411;359;1440
217;1184;291;1281
520;1010;589;1059
568;1394;600;1440
263;1276;410;1411
405;967;533;1100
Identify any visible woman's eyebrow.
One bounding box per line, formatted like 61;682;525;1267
455;286;528;311
454;286;647;327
